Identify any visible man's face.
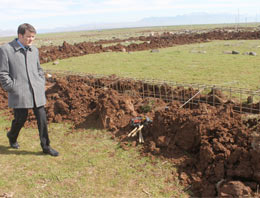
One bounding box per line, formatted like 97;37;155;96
18;30;36;46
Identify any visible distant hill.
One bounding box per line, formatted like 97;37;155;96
0;29;16;37
138;12;245;26
0;12;257;36
39;12;255;34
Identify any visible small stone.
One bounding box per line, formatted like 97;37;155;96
232;50;240;54
223;51;232;54
151;49;159;53
249;51;257;56
53;60;59;65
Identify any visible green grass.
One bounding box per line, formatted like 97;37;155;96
0;114;189;198
42;40;260;90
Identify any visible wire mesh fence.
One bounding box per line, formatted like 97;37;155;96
45;69;260;114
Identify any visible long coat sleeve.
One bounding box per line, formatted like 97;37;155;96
0;39;46;108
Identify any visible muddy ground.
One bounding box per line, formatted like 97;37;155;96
39;29;260;64
0;74;259;197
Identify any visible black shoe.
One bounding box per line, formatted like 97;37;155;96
7;132;20;149
43;146;59;157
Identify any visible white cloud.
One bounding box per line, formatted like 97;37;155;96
0;0;75;10
1;0;259;18
0;0;260;29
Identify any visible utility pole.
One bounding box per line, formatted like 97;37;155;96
236;8;240;30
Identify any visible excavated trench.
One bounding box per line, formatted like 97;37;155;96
0;74;259;197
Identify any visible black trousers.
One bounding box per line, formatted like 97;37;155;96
8;106;50;150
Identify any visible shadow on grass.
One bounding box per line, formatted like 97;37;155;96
0;145;44;156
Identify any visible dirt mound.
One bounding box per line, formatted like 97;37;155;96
0;87;8;110
144;102;260;197
0;75;259;197
43;75;167;131
39;30;260;64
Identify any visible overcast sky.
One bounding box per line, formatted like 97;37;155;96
1;0;260;30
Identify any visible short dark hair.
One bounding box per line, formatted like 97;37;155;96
17;23;36;35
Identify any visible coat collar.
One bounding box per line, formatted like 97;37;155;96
10;39;32;52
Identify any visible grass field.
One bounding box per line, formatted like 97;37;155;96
0;114;189;198
42;39;260;90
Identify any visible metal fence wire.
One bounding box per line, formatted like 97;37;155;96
46;70;260;115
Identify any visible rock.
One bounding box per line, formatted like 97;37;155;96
232;50;240;54
223;51;232;54
190;50;206;54
151;49;159;53
243;52;257;56
249;51;257;56
53;60;59;65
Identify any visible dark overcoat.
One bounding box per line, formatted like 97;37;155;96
0;39;46;108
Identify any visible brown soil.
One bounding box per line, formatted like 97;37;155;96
0;74;259;197
39;29;260;64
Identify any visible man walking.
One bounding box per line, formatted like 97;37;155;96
0;23;59;156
